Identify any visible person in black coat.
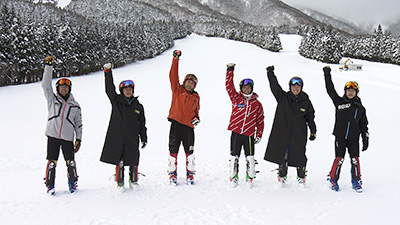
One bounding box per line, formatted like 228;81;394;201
264;66;317;184
100;63;147;189
323;66;369;192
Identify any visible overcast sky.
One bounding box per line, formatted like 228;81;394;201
281;0;400;25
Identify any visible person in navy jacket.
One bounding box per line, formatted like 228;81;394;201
323;66;369;192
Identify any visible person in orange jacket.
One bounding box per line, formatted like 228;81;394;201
167;50;200;185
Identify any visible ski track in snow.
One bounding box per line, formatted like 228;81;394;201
0;34;400;225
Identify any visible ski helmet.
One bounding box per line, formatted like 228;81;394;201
344;81;359;93
183;74;198;89
239;78;254;93
56;78;72;94
289;77;303;89
119;80;135;94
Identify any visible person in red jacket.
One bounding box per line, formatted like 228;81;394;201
226;63;264;186
167;50;200;185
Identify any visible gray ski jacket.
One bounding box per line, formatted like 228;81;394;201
42;65;82;142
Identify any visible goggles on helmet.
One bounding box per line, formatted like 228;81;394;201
119;80;135;89
344;81;359;91
57;78;71;86
242;79;254;86
290;78;303;86
185;74;198;83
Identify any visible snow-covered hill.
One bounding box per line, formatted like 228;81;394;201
1;35;399;225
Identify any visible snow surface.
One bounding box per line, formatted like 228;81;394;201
0;34;399;225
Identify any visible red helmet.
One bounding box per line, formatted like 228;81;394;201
183;74;198;89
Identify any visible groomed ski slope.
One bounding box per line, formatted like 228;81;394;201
0;34;399;225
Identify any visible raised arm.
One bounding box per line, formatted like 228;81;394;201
266;66;284;102
225;63;239;103
41;56;55;101
170;50;181;92
103;63;118;102
323;66;340;103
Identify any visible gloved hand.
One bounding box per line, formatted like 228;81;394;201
44;56;54;65
266;65;274;73
254;137;261;144
191;116;200;126
323;66;331;75
362;138;369;151
309;133;316;141
141;142;147;149
103;63;112;72
173;50;182;59
74;140;81;153
226;63;235;71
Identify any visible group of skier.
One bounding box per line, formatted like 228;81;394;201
41;49;369;195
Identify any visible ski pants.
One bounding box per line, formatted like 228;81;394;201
230;132;255;157
169;120;195;154
335;137;360;158
46;136;74;161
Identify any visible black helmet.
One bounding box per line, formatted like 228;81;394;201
239;78;254;93
56;78;72;95
289;77;303;89
344;81;359;94
119;80;135;94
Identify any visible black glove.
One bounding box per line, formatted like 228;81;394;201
191;116;200;126
141;142;147;149
226;63;235;71
309;133;316;141
173;50;182;59
266;66;274;73
362;138;369;151
323;66;331;75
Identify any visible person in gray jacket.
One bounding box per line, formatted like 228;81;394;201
42;56;83;195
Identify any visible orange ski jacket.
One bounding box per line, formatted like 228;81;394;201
168;58;200;128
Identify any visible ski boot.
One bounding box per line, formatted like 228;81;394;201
230;173;239;187
116;160;125;189
168;155;178;185
278;161;288;186
186;154;196;185
245;156;257;187
187;171;195;185
129;166;139;189
351;157;362;193
67;160;78;193
351;178;363;193
169;171;178;185
328;176;339;192
229;155;239;187
297;166;307;185
45;160;56;195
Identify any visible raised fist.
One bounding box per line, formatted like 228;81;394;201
103;63;112;71
44;56;55;65
226;63;235;71
323;66;331;75
266;66;274;73
173;50;182;59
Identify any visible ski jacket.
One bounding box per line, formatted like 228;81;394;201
100;70;147;166
41;65;82;142
324;73;368;140
225;70;264;138
168;58;200;128
264;71;316;167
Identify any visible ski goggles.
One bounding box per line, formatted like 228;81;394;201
57;78;71;86
344;81;359;90
242;79;254;86
290;78;303;86
119;80;135;89
185;74;198;83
